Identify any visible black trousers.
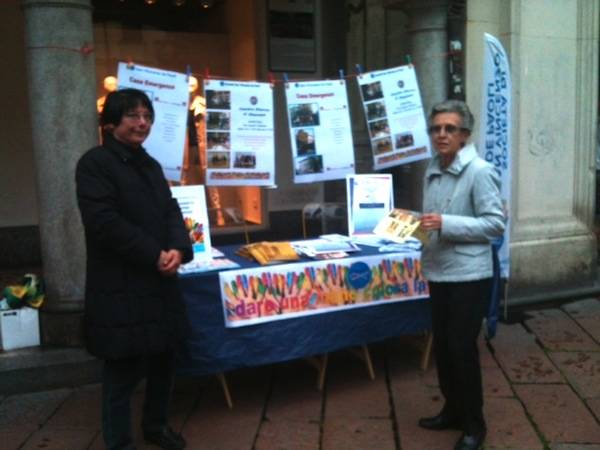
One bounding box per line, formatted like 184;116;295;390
429;279;491;435
102;352;174;450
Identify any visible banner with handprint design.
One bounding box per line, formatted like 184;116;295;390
219;252;428;327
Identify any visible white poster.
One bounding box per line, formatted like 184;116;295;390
117;62;189;181
170;185;212;262
357;65;430;170
346;174;393;236
204;79;275;186
285;79;355;183
479;33;511;278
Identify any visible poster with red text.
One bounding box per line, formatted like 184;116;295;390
204;79;275;186
117;62;189;181
285;79;355;183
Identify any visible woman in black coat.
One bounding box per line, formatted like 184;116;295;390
76;88;192;450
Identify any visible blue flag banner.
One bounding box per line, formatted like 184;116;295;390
478;33;511;280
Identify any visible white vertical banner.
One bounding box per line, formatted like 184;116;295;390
117;62;189;181
478;33;511;278
285;79;355;183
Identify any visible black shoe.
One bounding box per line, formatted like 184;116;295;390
418;412;461;430
143;426;186;450
454;430;486;450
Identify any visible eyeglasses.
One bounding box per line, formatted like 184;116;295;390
123;113;154;123
427;124;465;135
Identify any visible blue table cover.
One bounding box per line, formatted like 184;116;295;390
176;244;431;376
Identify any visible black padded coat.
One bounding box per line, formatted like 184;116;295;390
76;134;193;359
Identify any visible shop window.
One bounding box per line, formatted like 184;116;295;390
92;0;265;233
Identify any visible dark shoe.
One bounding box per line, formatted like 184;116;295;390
454;430;486;450
418;412;461;430
143;426;186;450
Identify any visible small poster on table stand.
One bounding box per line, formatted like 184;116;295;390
171;186;212;261
346;174;394;237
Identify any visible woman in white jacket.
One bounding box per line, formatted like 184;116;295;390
418;100;505;450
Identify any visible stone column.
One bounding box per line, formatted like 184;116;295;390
393;0;449;210
21;0;97;344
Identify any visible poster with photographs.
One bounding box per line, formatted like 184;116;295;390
346;174;394;237
117;62;189;181
204;79;275;186
170;185;212;262
285;79;355;183
357;65;431;170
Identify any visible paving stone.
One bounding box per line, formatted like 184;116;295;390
482;365;513;398
551;445;600;450
3;425;38;450
43;383;101;429
525;309;599;351
514;384;600;444
562;298;600;344
548;351;600;399
255;418;320;450
389;359;457;450
325;352;390;419
264;361;323;422
0;388;71;428
588;397;600;422
180;367;269;450
20;428;97;450
492;323;563;383
483;397;543;450
322;417;396;450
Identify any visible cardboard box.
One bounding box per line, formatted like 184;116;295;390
0;307;41;351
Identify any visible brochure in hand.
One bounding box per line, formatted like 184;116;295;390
373;208;428;244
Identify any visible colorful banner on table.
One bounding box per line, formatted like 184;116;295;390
346;174;393;236
357;65;431;170
171;185;212;262
285;79;355;183
219;252;428;327
478;33;511;279
204;79;275;186
117;62;189;181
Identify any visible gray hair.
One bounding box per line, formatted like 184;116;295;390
429;100;475;132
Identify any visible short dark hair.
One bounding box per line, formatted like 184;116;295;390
429;99;475;132
100;88;154;127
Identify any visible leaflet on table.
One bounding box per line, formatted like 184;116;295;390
219;251;428;327
285;79;355;183
170;186;212;261
178;257;240;276
346;174;394;237
373;208;428;244
204;79;275;186
117;62;188;181
357;65;431;170
290;238;360;257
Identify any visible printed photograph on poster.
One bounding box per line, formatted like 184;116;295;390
170;185;212;262
285;79;355;183
346;174;394;237
117;62;189;181
204;79;275;186
357;65;431;170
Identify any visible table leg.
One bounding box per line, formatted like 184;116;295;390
349;345;376;380
420;331;433;371
216;372;233;409
304;354;328;391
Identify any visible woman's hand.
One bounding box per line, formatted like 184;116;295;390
157;249;183;276
420;213;442;231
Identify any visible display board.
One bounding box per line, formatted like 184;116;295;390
285;79;355;183
357;65;430;170
346;174;394;237
117;62;189;181
171;185;212;262
204;79;275;186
